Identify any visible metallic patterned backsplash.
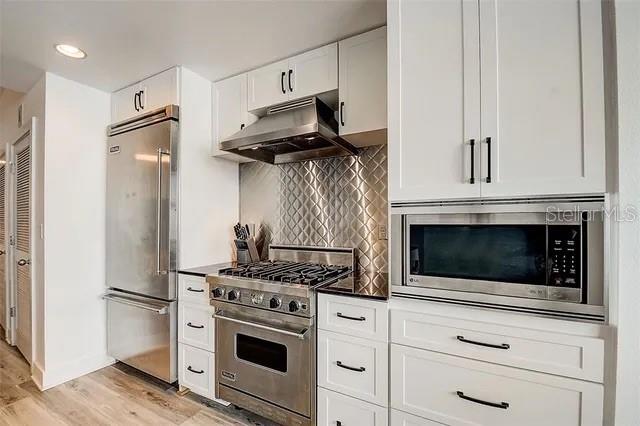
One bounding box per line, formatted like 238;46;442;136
240;145;388;273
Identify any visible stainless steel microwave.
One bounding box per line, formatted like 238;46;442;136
390;199;605;320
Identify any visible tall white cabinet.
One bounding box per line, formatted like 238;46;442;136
388;0;606;202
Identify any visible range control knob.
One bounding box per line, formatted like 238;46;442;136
251;293;264;305
212;287;225;298
269;297;282;309
227;289;239;301
288;300;302;313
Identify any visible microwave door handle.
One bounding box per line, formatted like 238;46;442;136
102;294;168;314
214;311;308;340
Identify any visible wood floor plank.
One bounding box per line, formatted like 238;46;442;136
180;408;246;426
0;397;66;426
90;366;201;424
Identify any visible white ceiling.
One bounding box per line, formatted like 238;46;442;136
0;0;386;93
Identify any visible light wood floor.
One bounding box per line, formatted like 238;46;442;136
0;338;276;425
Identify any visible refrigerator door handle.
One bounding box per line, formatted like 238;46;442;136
102;293;169;314
156;148;170;276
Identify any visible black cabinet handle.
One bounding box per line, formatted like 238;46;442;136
336;312;365;322
485;137;492;183
187;322;204;329
456;335;510;350
186;287;204;293
469;139;476;184
288;69;294;92
281;72;286;94
138;90;145;109
240;123;245;130
457;391;509;409
187;366;204;374
340;102;345;127
336;361;365;372
17;259;28;267
134;92;140;112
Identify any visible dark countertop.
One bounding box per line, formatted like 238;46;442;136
178;262;236;277
317;271;389;300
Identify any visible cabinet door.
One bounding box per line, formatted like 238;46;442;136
111;83;141;123
139;68;179;112
247;59;289;111
212;74;258;156
338;27;387;143
390;345;604;426
479;0;605;197
288;43;338;100
388;0;481;202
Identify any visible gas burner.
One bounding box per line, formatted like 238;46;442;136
219;261;350;286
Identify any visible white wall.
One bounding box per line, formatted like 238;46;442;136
178;67;238;268
36;73;112;389
612;0;640;423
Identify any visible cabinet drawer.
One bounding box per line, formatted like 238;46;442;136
390;344;603;426
391;308;604;382
317;387;387;426
318;330;388;406
178;344;215;400
390;409;444;426
318;294;388;342
178;274;210;305
178;303;214;351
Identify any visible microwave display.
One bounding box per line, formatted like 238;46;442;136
409;225;547;286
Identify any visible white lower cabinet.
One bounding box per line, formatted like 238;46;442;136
390;344;604;426
390;409;444;426
179;344;215;400
318;330;388;406
317;387;388;426
178;302;214;351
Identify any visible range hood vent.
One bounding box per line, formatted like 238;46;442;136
219;97;358;164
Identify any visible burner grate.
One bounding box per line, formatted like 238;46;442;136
219;261;351;286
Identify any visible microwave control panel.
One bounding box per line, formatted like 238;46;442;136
548;225;581;288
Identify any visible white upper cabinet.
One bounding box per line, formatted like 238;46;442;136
388;0;481;202
288;43;338;100
338;27;388;146
247;59;290;111
388;0;606;203
111;68;179;123
248;44;338;111
479;0;605;197
212;73;257;157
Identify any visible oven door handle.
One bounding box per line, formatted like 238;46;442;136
214;311;309;340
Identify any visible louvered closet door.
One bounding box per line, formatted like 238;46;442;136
14;140;31;362
0;157;6;335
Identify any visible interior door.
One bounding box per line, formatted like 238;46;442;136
12;131;32;363
0;154;6;338
479;0;606;197
388;0;481;202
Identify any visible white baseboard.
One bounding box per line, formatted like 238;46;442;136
33;353;115;391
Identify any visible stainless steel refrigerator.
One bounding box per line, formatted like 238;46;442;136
104;105;179;383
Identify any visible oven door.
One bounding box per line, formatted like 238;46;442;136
405;212;553;300
214;302;314;417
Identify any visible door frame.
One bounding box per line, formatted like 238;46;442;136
7;118;36;364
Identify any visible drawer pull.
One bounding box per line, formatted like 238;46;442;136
336;361;366;373
186;287;204;293
456;335;510;350
336;312;366;322
456;391;509;409
187;366;205;374
187;322;204;329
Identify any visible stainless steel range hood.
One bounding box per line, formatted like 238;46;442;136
219;97;359;164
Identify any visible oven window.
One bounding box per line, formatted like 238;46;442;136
236;334;288;373
409;225;546;285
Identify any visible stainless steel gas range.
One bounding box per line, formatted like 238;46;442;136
207;245;356;426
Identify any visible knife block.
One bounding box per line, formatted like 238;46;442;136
234;238;260;264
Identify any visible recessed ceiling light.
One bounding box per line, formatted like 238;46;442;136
54;44;87;59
